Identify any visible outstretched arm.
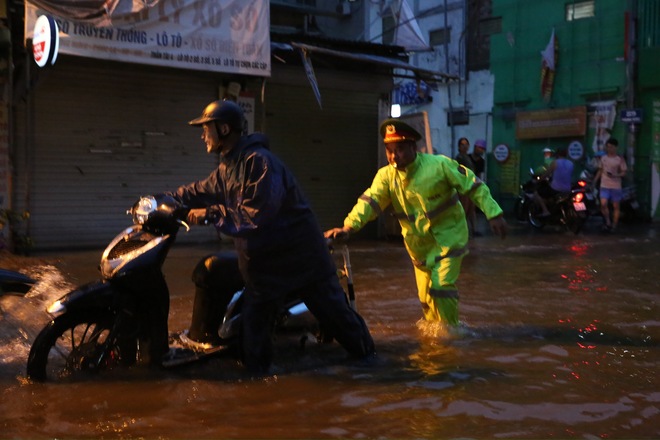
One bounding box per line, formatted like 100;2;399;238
488;214;508;239
324;225;354;239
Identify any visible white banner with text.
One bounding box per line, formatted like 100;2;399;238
25;0;271;77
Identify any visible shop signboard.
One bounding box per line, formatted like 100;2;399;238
24;0;271;77
516;106;587;140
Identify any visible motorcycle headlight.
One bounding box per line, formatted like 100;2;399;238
132;196;157;225
47;299;66;316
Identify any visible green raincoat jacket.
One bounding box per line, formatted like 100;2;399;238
343;153;503;265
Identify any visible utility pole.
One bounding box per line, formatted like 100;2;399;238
625;0;637;172
444;0;455;155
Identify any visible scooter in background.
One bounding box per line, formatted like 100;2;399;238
514;169;588;234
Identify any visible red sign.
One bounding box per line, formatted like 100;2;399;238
32;15;59;67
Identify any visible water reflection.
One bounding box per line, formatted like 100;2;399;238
1;224;659;438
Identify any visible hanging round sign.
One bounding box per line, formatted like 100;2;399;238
567;140;584;160
33;15;59;67
493;143;510;163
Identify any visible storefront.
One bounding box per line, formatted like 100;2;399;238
10;53;391;249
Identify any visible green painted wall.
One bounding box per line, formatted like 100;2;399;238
637;0;660;219
488;0;648;216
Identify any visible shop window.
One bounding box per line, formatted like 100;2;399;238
430;27;451;46
566;1;595;21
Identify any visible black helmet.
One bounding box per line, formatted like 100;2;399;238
189;100;244;131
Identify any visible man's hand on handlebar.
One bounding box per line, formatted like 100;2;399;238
187;208;208;225
324;226;352;240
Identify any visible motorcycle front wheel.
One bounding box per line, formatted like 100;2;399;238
513;197;528;222
527;203;546;229
27;310;136;382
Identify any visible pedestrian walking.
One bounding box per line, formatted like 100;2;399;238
594;137;627;232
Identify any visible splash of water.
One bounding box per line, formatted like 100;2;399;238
0;265;75;372
415;319;478;341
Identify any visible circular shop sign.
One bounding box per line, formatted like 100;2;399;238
33;15;59;67
567;140;584;161
493;143;510;163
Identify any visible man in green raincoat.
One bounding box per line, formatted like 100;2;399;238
325;119;507;327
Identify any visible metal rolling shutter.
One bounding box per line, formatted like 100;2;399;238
17;57;227;249
14;58;388;250
264;80;381;231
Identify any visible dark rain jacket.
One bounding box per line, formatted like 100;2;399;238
168;133;335;296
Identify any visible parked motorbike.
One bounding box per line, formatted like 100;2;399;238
578;167;642;222
26;194;349;382
0;269;35;297
514;169;588;234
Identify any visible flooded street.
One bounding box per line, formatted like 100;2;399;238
1;218;659;439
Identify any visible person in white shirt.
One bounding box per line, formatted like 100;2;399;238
594;138;627;232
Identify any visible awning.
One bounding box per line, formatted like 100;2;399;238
26;0;156;26
277;42;458;84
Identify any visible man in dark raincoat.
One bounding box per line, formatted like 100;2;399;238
167;100;375;373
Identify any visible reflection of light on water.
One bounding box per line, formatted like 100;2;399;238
560;266;599;293
408;319;464;377
556;319;604;351
567;242;589;257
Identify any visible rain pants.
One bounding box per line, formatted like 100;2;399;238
169;133;374;371
343;153;503;326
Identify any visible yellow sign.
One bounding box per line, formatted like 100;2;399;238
499;150;520;195
516;106;586;140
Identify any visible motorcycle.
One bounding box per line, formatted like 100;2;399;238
577;167;642;222
514;169;588;234
575;173;600;217
26;194;352;382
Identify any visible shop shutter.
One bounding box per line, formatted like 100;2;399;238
263;80;381;230
14;57;225;249
13;57;389;250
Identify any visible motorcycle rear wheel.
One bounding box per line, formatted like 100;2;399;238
27;310;136;382
563;206;587;234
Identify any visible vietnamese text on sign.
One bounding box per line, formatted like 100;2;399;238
25;0;271;77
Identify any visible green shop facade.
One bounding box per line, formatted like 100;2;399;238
487;0;660;221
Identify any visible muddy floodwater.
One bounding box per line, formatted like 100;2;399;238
1;219;659;439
